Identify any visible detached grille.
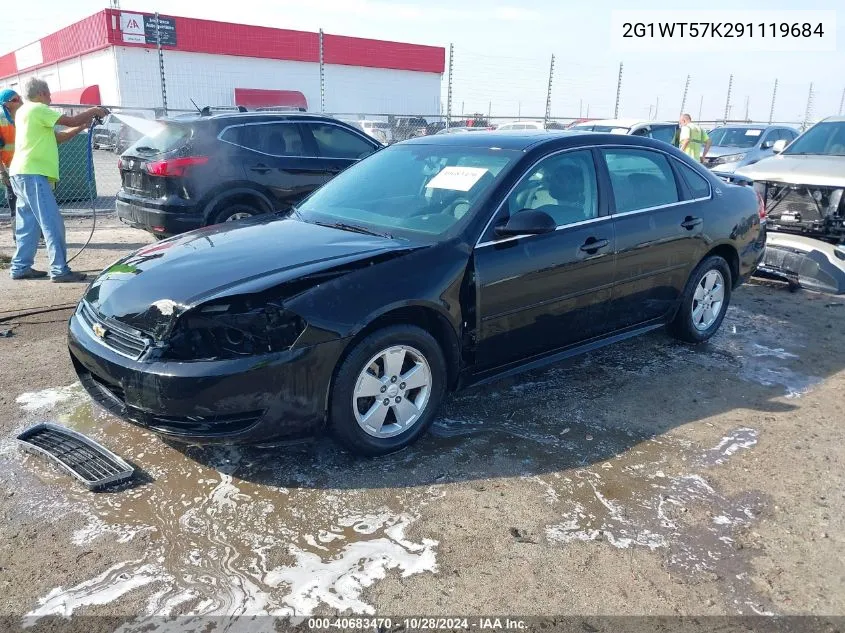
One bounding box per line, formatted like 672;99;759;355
17;423;135;490
80;302;149;359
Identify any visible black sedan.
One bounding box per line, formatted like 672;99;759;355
69;131;766;456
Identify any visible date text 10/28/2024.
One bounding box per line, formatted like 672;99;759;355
307;617;528;630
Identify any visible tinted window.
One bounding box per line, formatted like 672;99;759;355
506;150;598;227
603;149;679;213
675;161;711;199
308;124;376;159
650;125;677;145
779;129;798;141
222;123;306;156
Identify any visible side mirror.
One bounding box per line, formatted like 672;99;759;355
772;139;788;154
761;140;774;150
494;209;557;238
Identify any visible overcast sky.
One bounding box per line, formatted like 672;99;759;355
5;0;844;122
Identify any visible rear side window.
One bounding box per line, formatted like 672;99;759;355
128;123;191;155
602;149;679;213
307;123;376;159
675;161;711;199
222;123;305;156
649;125;677;145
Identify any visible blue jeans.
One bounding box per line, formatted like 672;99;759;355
10;174;70;278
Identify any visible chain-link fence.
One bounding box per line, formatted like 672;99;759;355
2;7;844;218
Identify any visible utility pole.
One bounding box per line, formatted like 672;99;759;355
803;82;814;129
679;74;691;117
579;99;583;118
446;44;454;128
586;103;590;117
654;96;659;120
488;101;492;119
723;74;733;124
648;105;654;120
319;29;325;113
543;54;555;129
155;12;167;115
768;79;778;124
614;62;623;118
698;95;703;121
839;86;845;116
518;101;521;120
110;0;120;7
744;95;750;122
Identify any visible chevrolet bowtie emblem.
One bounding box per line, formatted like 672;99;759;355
92;323;108;339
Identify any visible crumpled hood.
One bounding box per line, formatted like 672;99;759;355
736;155;845;187
82;216;413;339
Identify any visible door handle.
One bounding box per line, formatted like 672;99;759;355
681;216;703;230
250;164;271;174
579;238;610;253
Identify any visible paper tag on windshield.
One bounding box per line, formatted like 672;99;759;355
611;127;629;134
426;166;488;192
745;129;762;136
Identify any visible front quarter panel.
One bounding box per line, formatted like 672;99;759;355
285;240;470;344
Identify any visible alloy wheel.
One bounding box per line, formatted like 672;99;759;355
692;270;725;331
352;345;432;438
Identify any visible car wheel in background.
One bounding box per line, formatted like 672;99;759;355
214;203;261;225
669;255;733;344
329;325;447;456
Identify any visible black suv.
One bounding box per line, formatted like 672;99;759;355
116;113;382;239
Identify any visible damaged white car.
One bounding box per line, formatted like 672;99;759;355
737;116;845;293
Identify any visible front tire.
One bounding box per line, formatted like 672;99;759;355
670;255;732;344
329;325;447;456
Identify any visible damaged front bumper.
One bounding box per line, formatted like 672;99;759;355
755;233;845;294
68;307;348;443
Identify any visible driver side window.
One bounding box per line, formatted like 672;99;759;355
506;150;599;227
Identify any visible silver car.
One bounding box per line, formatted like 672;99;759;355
703;124;799;174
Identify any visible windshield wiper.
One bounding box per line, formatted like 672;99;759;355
313;221;393;239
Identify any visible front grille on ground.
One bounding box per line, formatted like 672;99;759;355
17;423;135;490
79;302;149;359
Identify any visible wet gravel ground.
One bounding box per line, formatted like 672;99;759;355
1;219;844;629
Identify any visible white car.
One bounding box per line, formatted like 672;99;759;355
342;120;393;145
569;118;680;146
496;120;546;131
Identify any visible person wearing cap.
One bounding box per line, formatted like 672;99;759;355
0;88;23;241
8;78;108;282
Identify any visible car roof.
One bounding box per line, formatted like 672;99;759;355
401;129;674;150
571;118;659;128
161;111;340;124
821;116;845;123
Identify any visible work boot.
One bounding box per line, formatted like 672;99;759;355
11;268;49;280
51;271;88;283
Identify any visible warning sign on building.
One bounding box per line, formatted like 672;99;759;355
120;12;177;46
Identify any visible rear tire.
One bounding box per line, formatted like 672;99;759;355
669;255;732;344
213;202;261;225
329;325;447;456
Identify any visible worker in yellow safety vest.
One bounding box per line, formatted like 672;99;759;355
678;113;711;162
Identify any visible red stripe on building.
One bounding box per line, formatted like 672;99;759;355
234;88;308;110
0;52;16;78
323;35;445;74
1;8;445;80
39;11;110;69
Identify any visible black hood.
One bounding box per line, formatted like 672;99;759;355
83;216;413;338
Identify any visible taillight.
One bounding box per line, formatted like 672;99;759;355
117;157;124;171
145;156;209;177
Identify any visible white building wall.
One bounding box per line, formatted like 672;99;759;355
0;48;119;105
113;47;441;115
323;64;442;116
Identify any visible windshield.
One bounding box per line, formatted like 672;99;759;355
296;144;520;238
709;127;765;148
126;122;191;155
784;121;845;156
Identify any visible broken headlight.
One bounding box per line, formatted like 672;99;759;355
161;301;306;361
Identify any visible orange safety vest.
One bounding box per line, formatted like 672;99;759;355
0;116;14;168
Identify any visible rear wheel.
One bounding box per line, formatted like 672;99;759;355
329;325;447;456
213;202;262;225
669;255;732;344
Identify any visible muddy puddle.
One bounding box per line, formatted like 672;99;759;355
2;300;821;625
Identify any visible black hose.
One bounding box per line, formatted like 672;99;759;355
65;117;99;264
0;304;76;324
